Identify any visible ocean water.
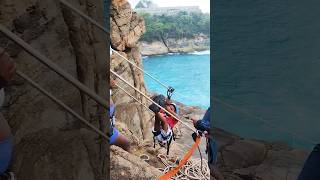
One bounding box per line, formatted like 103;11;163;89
213;0;320;150
142;51;210;109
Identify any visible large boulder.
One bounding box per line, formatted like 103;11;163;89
221;140;267;169
110;0;146;51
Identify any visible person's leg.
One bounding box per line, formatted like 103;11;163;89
210;165;224;180
112;134;131;152
0;136;13;175
0;113;11;141
110;128;130;152
154;113;162;132
155;112;169;132
0;113;13;175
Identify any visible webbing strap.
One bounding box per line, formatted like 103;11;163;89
158;136;201;180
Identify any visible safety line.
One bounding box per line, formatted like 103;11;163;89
16;70;109;139
114;83;154;114
111;69;197;133
111;49;170;90
60;0;171;91
0;24;108;109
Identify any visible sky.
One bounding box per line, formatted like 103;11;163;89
127;0;210;13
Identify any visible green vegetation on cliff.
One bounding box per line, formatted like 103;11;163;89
139;11;210;42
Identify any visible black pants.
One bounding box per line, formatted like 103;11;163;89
298;144;320;180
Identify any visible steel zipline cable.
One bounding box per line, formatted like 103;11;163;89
16;70;109;140
0;24;108;110
110;69;198;133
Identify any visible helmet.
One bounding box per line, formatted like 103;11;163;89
170;103;179;114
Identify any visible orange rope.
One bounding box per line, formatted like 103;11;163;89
158;136;201;180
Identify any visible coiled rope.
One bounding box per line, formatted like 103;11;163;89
157;153;210;180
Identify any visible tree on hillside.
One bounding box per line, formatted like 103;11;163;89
135;0;158;8
139;11;210;42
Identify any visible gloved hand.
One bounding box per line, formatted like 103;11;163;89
149;94;166;113
192;131;203;142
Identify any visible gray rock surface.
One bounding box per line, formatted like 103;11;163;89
1;0;108;179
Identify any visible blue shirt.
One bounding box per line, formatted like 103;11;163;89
195;107;211;132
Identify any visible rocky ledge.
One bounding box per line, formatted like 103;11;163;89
138;34;210;56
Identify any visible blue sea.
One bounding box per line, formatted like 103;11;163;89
213;0;320;150
142;51;210;109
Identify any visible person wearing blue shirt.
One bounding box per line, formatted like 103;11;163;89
0;47;15;179
192;107;224;180
109;79;130;152
298;144;320;180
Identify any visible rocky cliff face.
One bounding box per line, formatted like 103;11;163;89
110;0;152;140
139;34;210;56
0;0;108;179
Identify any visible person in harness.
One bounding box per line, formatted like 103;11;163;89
149;94;179;154
0;47;15;180
192;107;224;180
109;78;130;152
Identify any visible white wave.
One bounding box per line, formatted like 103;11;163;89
189;50;210;55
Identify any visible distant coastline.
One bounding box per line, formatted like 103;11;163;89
142;49;210;59
138;35;210;56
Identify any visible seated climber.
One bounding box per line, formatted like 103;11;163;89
0;47;15;179
192;107;224;180
149;94;179;147
109;78;131;152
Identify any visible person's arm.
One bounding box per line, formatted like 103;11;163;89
0;47;15;140
194;107;211;132
0;48;15;90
